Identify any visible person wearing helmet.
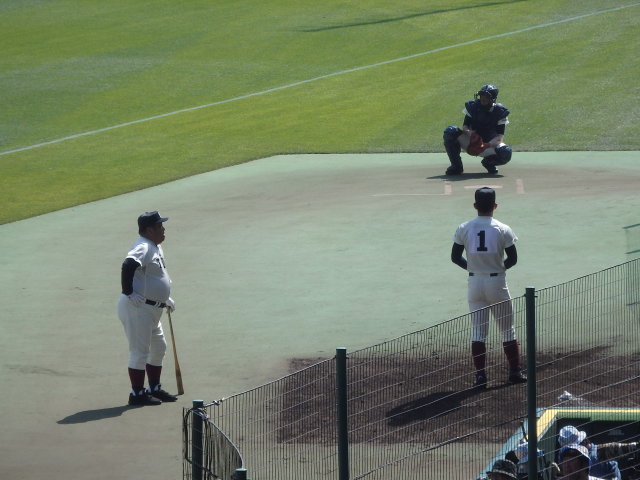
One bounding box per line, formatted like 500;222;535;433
443;84;513;175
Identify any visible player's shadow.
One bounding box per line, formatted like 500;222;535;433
57;405;137;424
385;384;511;426
427;173;504;181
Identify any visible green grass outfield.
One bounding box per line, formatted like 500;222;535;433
1;0;639;224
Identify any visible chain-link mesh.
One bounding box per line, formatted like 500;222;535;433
183;258;640;480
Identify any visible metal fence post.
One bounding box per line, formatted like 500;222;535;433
192;399;205;480
525;287;538;480
233;467;248;480
336;347;350;480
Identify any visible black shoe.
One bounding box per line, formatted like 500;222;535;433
446;166;463;175
473;374;487;389
481;158;499;174
149;385;178;402
508;370;527;384
128;389;162;406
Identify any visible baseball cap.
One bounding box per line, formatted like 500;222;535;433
487;459;518;479
559;444;590;462
558;426;587;447
137;211;169;230
475;187;496;211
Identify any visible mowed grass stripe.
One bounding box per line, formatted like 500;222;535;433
1;2;637;158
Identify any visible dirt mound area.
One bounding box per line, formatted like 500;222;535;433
278;348;640;446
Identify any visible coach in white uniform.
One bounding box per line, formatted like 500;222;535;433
451;188;527;389
118;211;178;406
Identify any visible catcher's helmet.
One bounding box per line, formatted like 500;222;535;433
475;84;499;102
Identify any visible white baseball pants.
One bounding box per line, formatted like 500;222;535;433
117;294;167;370
467;274;516;342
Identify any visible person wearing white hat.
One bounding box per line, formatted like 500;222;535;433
557;426;638;480
558;426;588;448
513;441;561;480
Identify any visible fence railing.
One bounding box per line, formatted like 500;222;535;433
183;400;244;480
183;258;640;479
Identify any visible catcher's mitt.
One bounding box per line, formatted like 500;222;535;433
466;132;487;156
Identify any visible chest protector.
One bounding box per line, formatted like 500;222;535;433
465;100;510;142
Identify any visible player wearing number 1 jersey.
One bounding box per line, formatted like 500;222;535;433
451;187;527;389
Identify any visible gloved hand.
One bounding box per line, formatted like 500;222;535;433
166;297;176;313
467;132;488;156
128;292;146;306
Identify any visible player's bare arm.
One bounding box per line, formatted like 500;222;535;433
451;242;467;270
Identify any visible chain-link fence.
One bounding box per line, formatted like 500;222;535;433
183;258;640;479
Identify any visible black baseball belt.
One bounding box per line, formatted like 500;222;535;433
469;272;499;277
145;299;167;308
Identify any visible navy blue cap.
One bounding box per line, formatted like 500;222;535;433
137;211;168;230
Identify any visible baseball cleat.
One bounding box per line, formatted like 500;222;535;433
481;158;499;174
445;166;464;175
473;374;487;389
128;389;162;406
508;370;528;384
149;385;178;402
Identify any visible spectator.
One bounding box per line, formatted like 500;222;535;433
558;425;638;479
558;445;605;480
486;459;519;480
514;442;559;479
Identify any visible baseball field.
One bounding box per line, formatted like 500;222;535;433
1;1;639;479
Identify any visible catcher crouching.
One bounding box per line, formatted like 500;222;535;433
443;84;513;175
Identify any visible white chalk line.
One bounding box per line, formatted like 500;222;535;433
373;181;453;196
2;3;638;158
375;179;528;197
463;185;504;190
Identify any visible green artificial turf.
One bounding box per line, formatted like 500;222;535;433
1;0;638;224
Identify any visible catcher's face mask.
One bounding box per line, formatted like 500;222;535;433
478;94;493;107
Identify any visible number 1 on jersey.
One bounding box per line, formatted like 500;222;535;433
477;230;488;251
